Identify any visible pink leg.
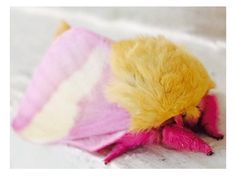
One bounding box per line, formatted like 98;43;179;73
161;124;213;155
174;115;184;126
199;95;224;140
104;129;160;164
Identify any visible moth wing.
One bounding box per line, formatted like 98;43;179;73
12;27;129;151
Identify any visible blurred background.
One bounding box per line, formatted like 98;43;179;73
11;7;226;168
61;7;226;40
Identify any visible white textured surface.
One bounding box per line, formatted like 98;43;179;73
10;7;226;168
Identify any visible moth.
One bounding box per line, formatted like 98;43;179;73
12;22;224;164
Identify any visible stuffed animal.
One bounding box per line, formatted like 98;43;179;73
12;22;224;164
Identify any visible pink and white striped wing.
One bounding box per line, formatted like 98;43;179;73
12;27;130;151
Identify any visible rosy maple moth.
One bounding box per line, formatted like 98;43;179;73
12;22;223;164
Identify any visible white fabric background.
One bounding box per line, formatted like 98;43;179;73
10;7;226;168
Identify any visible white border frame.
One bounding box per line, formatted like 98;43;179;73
1;0;235;175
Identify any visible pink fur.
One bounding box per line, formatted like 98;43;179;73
103;95;224;164
199;95;224;139
162;124;213;155
104;129;160;164
174;115;184;127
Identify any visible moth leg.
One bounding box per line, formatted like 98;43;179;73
199;94;224;140
184;107;201;128
104;129;160;164
174;115;184;126
161;124;213;155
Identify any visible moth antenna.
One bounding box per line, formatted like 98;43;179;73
54;20;71;37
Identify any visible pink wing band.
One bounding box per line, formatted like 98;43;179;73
12;27;130;152
12;28;112;132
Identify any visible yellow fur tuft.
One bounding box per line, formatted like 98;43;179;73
54;21;71;37
106;36;215;131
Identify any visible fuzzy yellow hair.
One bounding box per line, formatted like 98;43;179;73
54;21;71;37
106;36;215;131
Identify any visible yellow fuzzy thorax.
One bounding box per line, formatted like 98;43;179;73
106;36;215;131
